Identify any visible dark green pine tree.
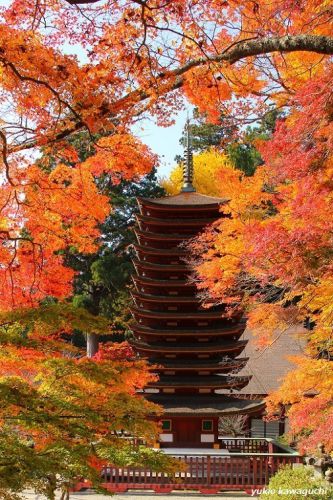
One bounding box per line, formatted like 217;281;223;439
38;131;164;354
68;168;164;354
178;108;282;176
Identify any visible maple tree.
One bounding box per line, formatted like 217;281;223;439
0;0;332;483
0;305;180;499
0;0;332;309
188;67;333;453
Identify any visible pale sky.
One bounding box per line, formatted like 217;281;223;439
0;3;188;180
54;33;190;179
132;110;189;178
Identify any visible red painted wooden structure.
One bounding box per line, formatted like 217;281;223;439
128;125;287;451
74;439;301;495
130;189;258;447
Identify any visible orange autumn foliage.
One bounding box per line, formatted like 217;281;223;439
83;134;158;181
0;0;332;459
0;0;331;309
188;66;333;452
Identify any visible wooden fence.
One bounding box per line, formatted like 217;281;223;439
219;438;269;453
74;439;302;494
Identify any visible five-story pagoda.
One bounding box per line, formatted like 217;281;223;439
130;123;252;448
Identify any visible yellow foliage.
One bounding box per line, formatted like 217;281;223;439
161;149;234;197
247;303;300;348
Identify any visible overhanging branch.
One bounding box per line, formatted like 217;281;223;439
180;34;333;68
6;34;333;155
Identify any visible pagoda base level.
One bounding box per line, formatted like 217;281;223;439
158;415;219;449
147;394;265;415
150;395;266;449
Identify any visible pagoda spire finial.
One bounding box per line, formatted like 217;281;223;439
181;118;196;192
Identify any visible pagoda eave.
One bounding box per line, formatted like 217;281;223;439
135;229;193;242
153;357;249;373
131;292;200;304
136;214;217;227
130;322;246;337
145;394;265;416
131;306;237;321
133;244;186;257
137;194;227;210
132;276;192;287
132;259;188;272
148;375;252;390
130;339;248;355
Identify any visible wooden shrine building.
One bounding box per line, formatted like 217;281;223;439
129;123;269;448
72;123;303;496
72;124;302;495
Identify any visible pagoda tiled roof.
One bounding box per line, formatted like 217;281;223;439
145;394;265;415
130;321;246;337
133;244;186;256
136;214;217;226
135;229;192;240
138;192;228;206
130;306;235;320
131;292;239;310
130;339;247;354
150;375;251;389
132;259;188;272
131;291;200;303
151;357;249;371
132;275;191;287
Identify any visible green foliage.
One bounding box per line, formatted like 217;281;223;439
0;303;110;347
178;108;282;176
226;137;262;176
64;137;164;340
260;465;333;500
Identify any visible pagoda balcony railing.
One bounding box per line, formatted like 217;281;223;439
74;439;301;495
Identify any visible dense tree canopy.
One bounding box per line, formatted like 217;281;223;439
0;0;332;485
0;0;333;309
188;68;333;453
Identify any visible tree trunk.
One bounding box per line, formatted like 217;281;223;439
45;475;57;500
60;487;70;500
87;332;99;357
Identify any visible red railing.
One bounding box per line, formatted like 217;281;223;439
91;440;301;494
219;438;269;453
